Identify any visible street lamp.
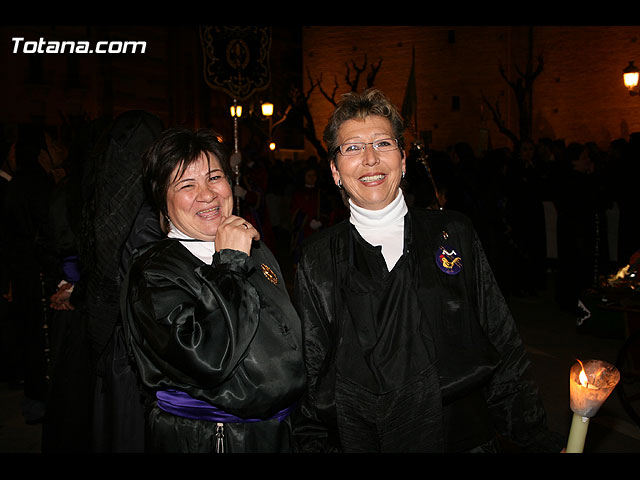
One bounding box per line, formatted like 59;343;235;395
261;102;274;117
261;102;276;151
230;100;243;153
230;99;243;215
623;61;639;95
230;104;243;118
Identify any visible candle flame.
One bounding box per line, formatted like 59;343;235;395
577;359;589;387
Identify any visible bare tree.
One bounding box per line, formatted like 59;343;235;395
289;84;327;160
482;27;543;150
315;54;383;106
282;54;383;160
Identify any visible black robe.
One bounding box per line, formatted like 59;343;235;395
292;207;564;453
122;239;306;452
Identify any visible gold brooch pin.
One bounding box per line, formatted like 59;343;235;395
260;264;278;285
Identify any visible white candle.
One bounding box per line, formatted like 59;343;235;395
566;413;590;453
566;359;620;453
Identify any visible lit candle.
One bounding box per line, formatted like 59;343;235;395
566;359;620;453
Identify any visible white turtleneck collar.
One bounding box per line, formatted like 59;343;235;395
349;190;408;271
167;222;215;265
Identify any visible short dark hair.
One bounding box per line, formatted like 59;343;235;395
142;128;232;227
323;88;405;163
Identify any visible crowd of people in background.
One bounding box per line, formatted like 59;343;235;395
0;113;639;451
405;135;640;315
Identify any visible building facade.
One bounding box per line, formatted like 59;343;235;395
302;25;640;155
3;26;640;158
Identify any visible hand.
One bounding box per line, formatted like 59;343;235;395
214;215;260;255
50;282;75;311
310;219;322;230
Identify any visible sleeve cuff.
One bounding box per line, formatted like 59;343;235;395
211;248;255;276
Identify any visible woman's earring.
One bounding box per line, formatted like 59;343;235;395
337;179;343;189
402;171;405;179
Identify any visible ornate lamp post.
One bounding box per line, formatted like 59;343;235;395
230;100;243;152
261;101;276;152
230;100;243;215
260;100;292;153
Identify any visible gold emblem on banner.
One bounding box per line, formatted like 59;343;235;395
260;264;278;285
199;26;272;101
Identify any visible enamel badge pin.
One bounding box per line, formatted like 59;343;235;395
260;263;278;285
435;231;462;275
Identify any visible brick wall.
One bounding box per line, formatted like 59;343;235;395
302;26;640;156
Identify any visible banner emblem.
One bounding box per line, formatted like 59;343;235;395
200;26;271;100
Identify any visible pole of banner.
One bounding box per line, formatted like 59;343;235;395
230;99;242;216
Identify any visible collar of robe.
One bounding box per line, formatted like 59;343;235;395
348;189;408;270
167;222;215;265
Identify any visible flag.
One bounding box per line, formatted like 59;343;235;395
199;26;272;101
401;46;418;133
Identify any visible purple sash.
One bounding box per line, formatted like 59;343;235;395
156;390;293;423
62;255;81;283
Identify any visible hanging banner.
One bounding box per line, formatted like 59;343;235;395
199;26;272;100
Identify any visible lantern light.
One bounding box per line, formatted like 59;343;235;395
623;61;639;91
261;102;274;117
230;104;243;117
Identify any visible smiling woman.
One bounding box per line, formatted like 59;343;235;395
165;154;233;242
291;89;565;453
121;127;305;453
329;115;405;211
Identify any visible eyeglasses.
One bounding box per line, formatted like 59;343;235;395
337;138;399;156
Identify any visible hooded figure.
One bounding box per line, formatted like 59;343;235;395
61;111;164;452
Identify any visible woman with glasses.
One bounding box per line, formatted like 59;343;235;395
291;89;563;453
